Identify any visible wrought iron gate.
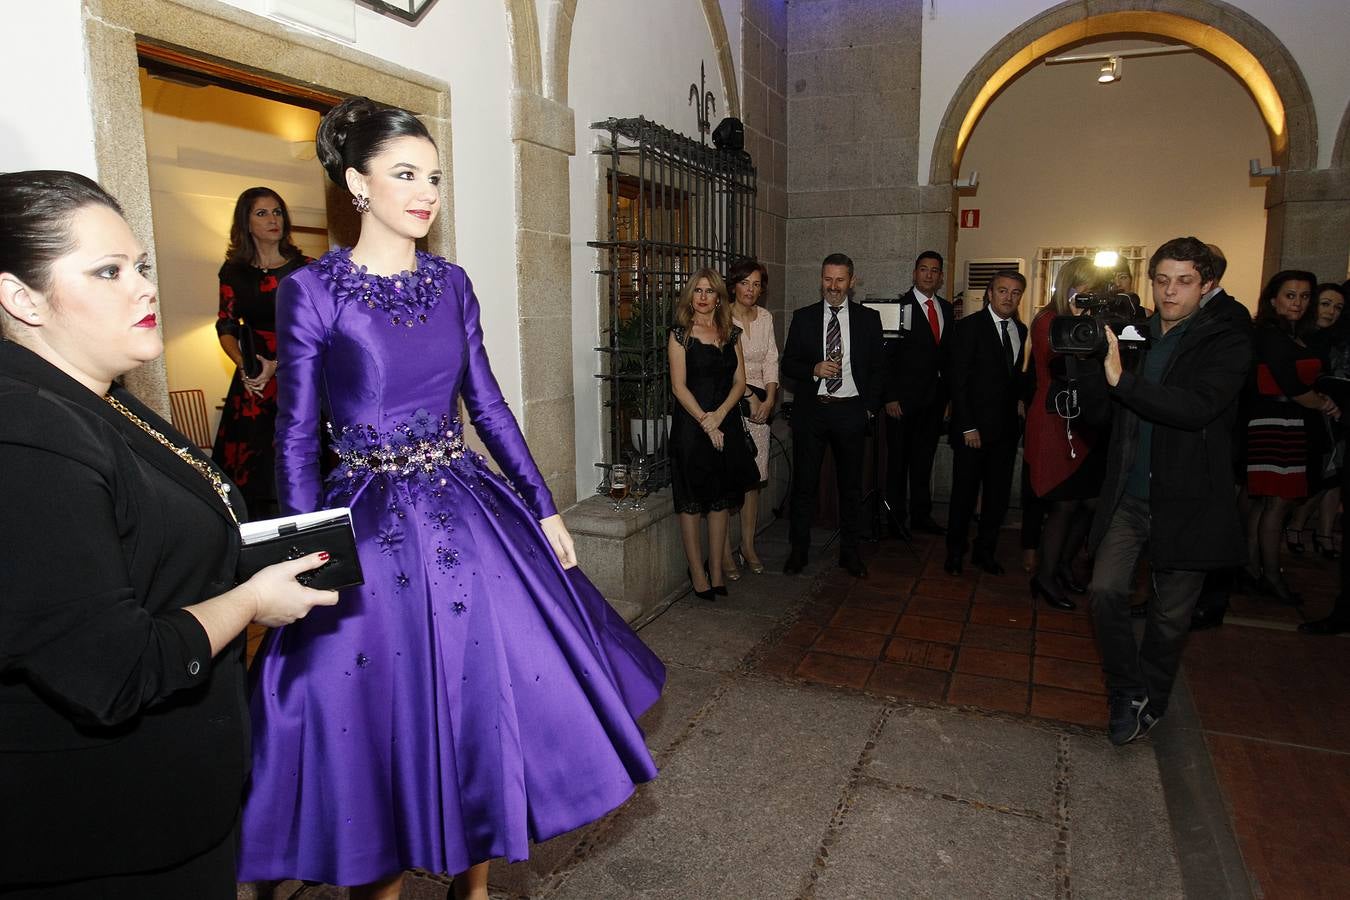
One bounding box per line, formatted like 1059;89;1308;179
590;116;757;493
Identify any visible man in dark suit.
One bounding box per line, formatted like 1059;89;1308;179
884;250;954;537
781;253;886;577
943;270;1029;575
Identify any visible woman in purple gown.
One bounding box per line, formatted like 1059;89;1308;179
238;98;664;900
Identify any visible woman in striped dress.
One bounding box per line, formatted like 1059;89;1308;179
1245;270;1340;603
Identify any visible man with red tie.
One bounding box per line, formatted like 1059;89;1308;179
883;251;955;538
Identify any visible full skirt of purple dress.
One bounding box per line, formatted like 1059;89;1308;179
237;251;664;885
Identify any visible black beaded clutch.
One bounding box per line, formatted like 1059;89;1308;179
237;508;364;591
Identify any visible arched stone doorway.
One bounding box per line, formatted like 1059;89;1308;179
927;0;1338;283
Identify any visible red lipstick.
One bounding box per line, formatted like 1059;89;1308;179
135;314;157;328
407;210;431;220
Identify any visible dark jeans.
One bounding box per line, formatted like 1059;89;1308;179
946;436;1017;560
789;397;868;555
1089;494;1206;715
885;402;941;524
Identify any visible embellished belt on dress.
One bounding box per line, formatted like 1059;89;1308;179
327;411;482;486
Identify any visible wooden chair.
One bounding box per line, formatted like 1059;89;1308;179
168;389;214;451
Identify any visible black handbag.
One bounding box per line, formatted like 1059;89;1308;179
738;383;773;424
237;508;364;591
237;320;264;380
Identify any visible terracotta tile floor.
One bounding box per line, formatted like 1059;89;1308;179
1185;542;1350;899
756;532;1109;727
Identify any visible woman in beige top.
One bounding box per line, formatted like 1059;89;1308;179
723;257;779;576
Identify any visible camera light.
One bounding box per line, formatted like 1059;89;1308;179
1094;251;1119;268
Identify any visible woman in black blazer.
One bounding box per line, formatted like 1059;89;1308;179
0;171;337;899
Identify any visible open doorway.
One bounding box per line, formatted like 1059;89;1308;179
138;48;337;439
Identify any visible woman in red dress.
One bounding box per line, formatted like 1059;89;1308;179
210;187;310;516
1023;257;1109;610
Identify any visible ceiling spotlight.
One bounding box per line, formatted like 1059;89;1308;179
1098;56;1122;83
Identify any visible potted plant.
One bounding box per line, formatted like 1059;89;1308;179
614;295;671;454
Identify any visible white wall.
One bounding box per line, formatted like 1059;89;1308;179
0;0;97;175
955;47;1269;310
566;0;732;497
919;0;1350;182
140;73;326;432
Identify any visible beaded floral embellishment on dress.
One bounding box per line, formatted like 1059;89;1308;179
314;248;449;328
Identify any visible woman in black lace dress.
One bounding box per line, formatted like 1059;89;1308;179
210;187;310;516
667;268;760;600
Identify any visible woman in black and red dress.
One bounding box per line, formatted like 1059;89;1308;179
1245;270;1340;603
1023;257;1109;611
210;187;310;516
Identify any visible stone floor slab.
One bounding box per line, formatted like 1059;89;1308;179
1066;734;1185;899
550;679;883;899
866;706;1059;815
813;784;1056;899
636;663;726;759
637;601;777;673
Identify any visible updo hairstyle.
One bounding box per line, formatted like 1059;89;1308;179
315;97;437;191
0;170;123;295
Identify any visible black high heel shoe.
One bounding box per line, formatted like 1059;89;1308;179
706;564;728;597
1030;575;1076;611
1054;566;1088;595
1314;534;1340;560
686;568;716;601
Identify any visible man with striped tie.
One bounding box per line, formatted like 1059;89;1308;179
781;253;885;577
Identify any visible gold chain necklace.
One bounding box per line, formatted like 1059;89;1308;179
103;394;239;524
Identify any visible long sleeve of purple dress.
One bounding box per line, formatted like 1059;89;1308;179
273;269;333;515
456;271;557;520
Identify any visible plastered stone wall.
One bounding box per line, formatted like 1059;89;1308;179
741;0;790;343
783;0;947;319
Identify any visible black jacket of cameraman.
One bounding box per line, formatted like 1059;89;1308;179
1087;301;1252;570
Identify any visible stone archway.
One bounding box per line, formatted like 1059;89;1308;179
926;0;1339;284
929;0;1317;186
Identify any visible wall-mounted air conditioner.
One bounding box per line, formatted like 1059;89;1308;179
956;257;1025;317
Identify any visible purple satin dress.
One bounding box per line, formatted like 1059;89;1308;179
237;250;664;885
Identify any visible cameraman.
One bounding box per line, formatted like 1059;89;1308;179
1085;237;1251;746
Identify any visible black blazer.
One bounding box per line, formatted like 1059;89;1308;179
1087;305;1252;570
0;341;248;885
885;290;956;413
946;307;1028;444
781;299;886;414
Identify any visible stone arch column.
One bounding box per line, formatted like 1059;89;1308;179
503;0;579;508
1334;102;1350;171
926;0;1326;283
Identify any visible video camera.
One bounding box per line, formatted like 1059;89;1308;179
1049;291;1149;355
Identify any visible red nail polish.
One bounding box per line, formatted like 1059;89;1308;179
318;551;330;561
